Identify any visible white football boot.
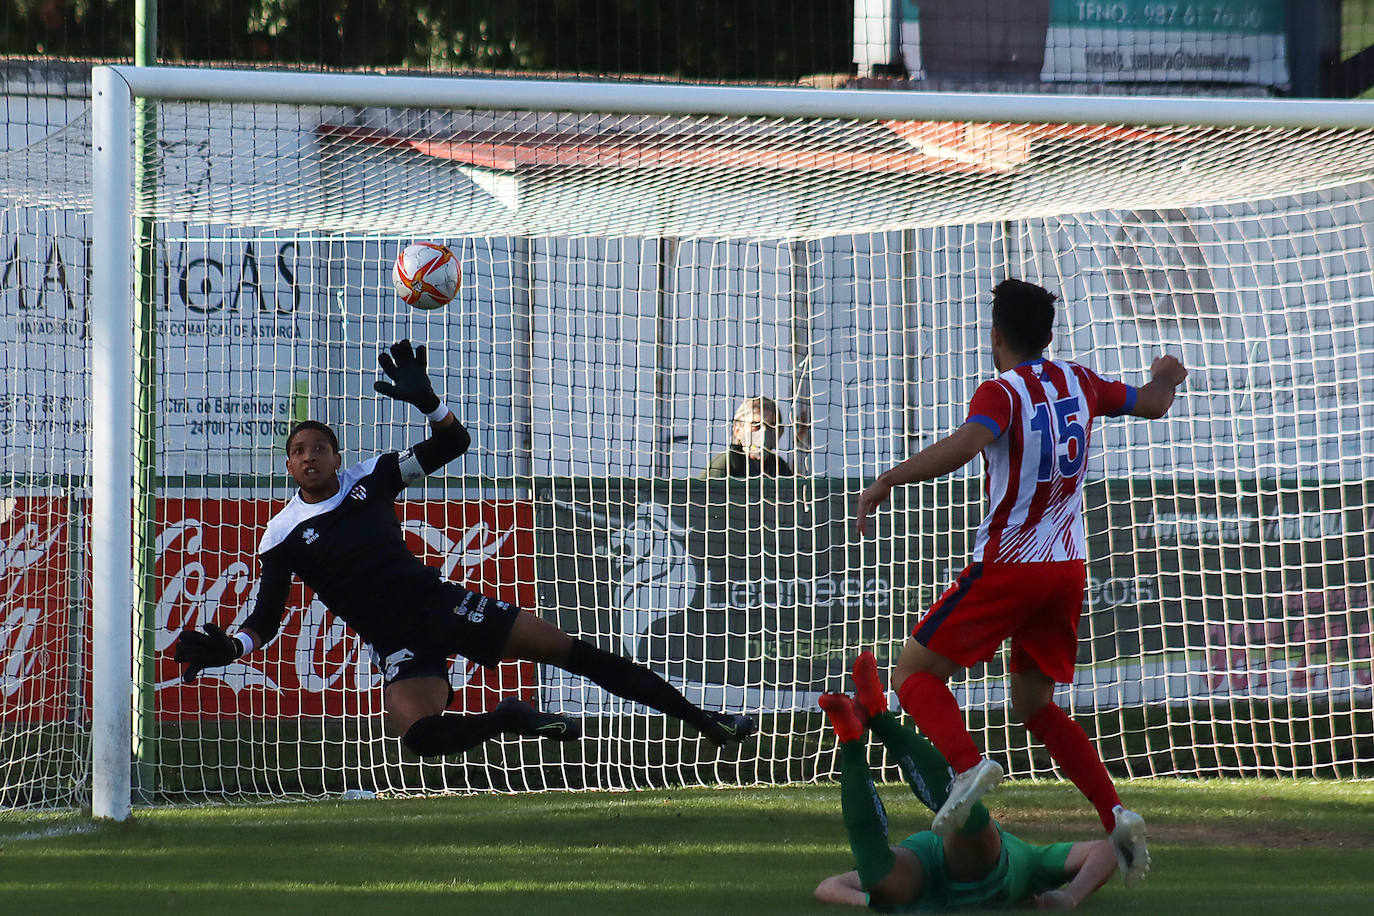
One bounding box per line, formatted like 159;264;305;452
1110;804;1151;886
931;757;1004;836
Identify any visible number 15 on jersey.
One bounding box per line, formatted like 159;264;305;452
1029;395;1086;482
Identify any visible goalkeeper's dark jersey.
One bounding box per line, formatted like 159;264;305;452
241;422;469;649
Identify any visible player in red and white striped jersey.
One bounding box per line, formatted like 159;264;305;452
854;279;1187;887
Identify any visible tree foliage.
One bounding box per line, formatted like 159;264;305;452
1;1;853;80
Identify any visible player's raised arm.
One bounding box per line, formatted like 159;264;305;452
854;421;994;536
1129;354;1187;419
372;339;472;482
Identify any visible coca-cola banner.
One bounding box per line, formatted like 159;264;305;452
156;497;537;719
1;497;536;722
0;496;81;723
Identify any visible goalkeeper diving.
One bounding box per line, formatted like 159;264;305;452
815;651;1118;912
174;340;755;757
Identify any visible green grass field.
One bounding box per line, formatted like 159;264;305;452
2;779;1371;915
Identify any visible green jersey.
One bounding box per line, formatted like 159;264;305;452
886;825;1073;912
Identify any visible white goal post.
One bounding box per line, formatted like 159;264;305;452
21;65;1374;819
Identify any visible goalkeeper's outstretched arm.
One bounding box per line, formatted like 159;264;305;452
398;410;470;483
374;338;472;481
174;553;287;683
235;552;291;652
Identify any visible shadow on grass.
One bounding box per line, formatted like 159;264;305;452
2;783;1373;915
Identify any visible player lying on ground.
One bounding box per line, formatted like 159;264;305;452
174;339;755;756
854;280;1184;884
814;652;1118;911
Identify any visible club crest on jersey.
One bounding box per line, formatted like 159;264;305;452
349;484;368;501
302;527;319;545
455;594;488;624
376;647;415;682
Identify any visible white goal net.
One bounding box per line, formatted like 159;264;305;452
2;66;1372;810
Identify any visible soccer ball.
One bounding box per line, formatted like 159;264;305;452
392;242;459;310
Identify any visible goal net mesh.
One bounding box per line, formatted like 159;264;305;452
2;80;1372;805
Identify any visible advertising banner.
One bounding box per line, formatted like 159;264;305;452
0;497;536;722
1042;0;1289;86
898;0;1289;88
0;213;325;480
535;478;922;713
0;496;80;723
535;477;1372;712
5;478;1369;723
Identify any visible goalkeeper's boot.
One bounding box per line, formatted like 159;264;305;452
818;692;866;744
849;651;889;720
930;757;1003;837
702;712;757;748
1109;804;1150;887
495;697;581;742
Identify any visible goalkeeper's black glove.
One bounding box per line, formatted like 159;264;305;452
373;339;441;414
174;623;241;685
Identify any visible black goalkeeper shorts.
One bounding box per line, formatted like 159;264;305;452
367;582;522;687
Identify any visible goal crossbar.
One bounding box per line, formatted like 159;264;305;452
104;65;1374;129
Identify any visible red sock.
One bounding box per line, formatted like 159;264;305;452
896;670;982;773
1025;702;1121;832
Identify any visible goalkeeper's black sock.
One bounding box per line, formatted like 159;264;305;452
868;710;991;835
561;639;716;733
402;711;508;757
838;739;898;890
402;701;581;757
493;697;581;741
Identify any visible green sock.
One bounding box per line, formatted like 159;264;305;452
868;711;991;835
838;740;897;889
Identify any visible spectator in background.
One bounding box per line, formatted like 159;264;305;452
702;395;793;478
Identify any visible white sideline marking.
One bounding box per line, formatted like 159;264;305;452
3;823;101;842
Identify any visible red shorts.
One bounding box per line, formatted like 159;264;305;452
912;560;1086;683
